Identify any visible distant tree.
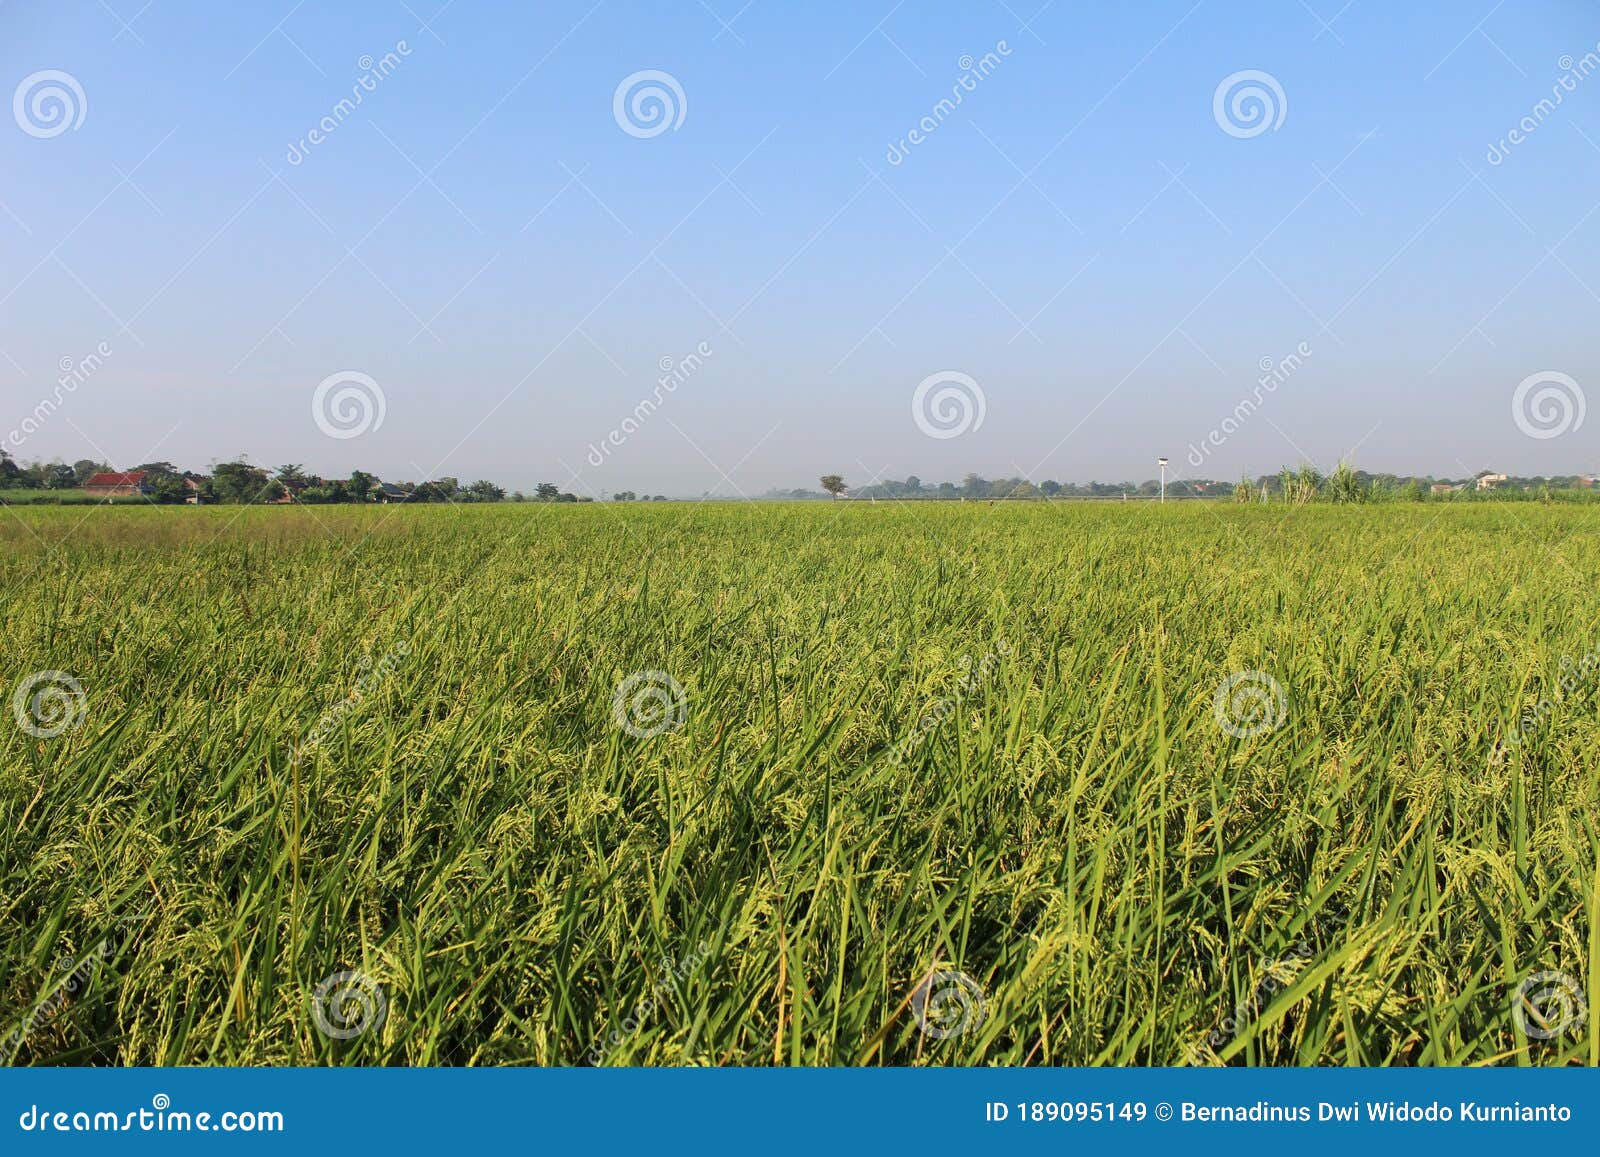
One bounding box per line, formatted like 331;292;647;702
465;479;505;502
275;464;311;495
650;495;667;501
72;458;107;485
212;460;278;504
132;461;180;478
819;474;847;498
145;473;191;503
348;469;376;499
1040;480;1061;497
43;462;77;489
535;482;561;502
903;475;922;495
613;490;637;502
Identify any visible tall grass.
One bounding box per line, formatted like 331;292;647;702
0;501;1595;1065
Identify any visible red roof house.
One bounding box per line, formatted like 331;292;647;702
83;471;152;498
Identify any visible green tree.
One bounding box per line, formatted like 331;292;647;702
43;462;76;489
819;474;846;498
212;460;277;504
535;482;561;502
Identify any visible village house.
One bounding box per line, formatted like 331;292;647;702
82;471;152;499
1476;471;1508;491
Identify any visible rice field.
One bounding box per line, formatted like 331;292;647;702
1;500;1597;1066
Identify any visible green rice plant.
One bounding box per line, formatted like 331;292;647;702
0;501;1595;1066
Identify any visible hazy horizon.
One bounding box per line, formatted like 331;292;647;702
6;1;1600;494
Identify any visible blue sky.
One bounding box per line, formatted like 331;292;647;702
4;0;1600;493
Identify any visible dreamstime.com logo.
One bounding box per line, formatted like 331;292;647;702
587;341;713;467
17;1095;284;1134
1512;370;1584;440
1187;342;1312;468
7;342;113;452
13;70;86;138
311;970;387;1040
910;969;986;1039
912;371;986;439
11;670;87;738
612;670;687;737
312;370;386;440
1512;970;1587;1041
1213;70;1286;139
613;70;686;138
1213;670;1287;739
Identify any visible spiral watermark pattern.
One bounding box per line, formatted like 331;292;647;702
911;969;986;1039
1213;670;1287;739
612;670;687;737
612;70;687;138
1512;970;1586;1040
1212;70;1287;139
912;371;986;439
12;670;87;739
311;970;387;1040
312;370;386;440
13;70;87;139
1512;371;1585;440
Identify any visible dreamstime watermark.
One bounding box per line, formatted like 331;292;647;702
310;970;387;1041
1512;370;1584;440
295;643;410;755
889;641;1011;763
1213;670;1287;739
910;969;987;1039
1183;942;1312;1064
583;939;713;1064
312;370;387;440
1181;910;1350;1065
1498;645;1599;756
587;342;712;467
912;371;986;440
613;70;686;138
885;41;1013;165
0;939;118;1065
1487;47;1600;166
1512;970;1586;1041
13;70;86;138
612;670;687;738
11;670;87;739
285;41;412;165
1213;70;1287;139
1187;342;1311;468
6;342;112;451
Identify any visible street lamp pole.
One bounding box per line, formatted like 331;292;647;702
1158;457;1168;504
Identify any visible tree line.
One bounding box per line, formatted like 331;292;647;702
805;466;1600;502
0;451;588;505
